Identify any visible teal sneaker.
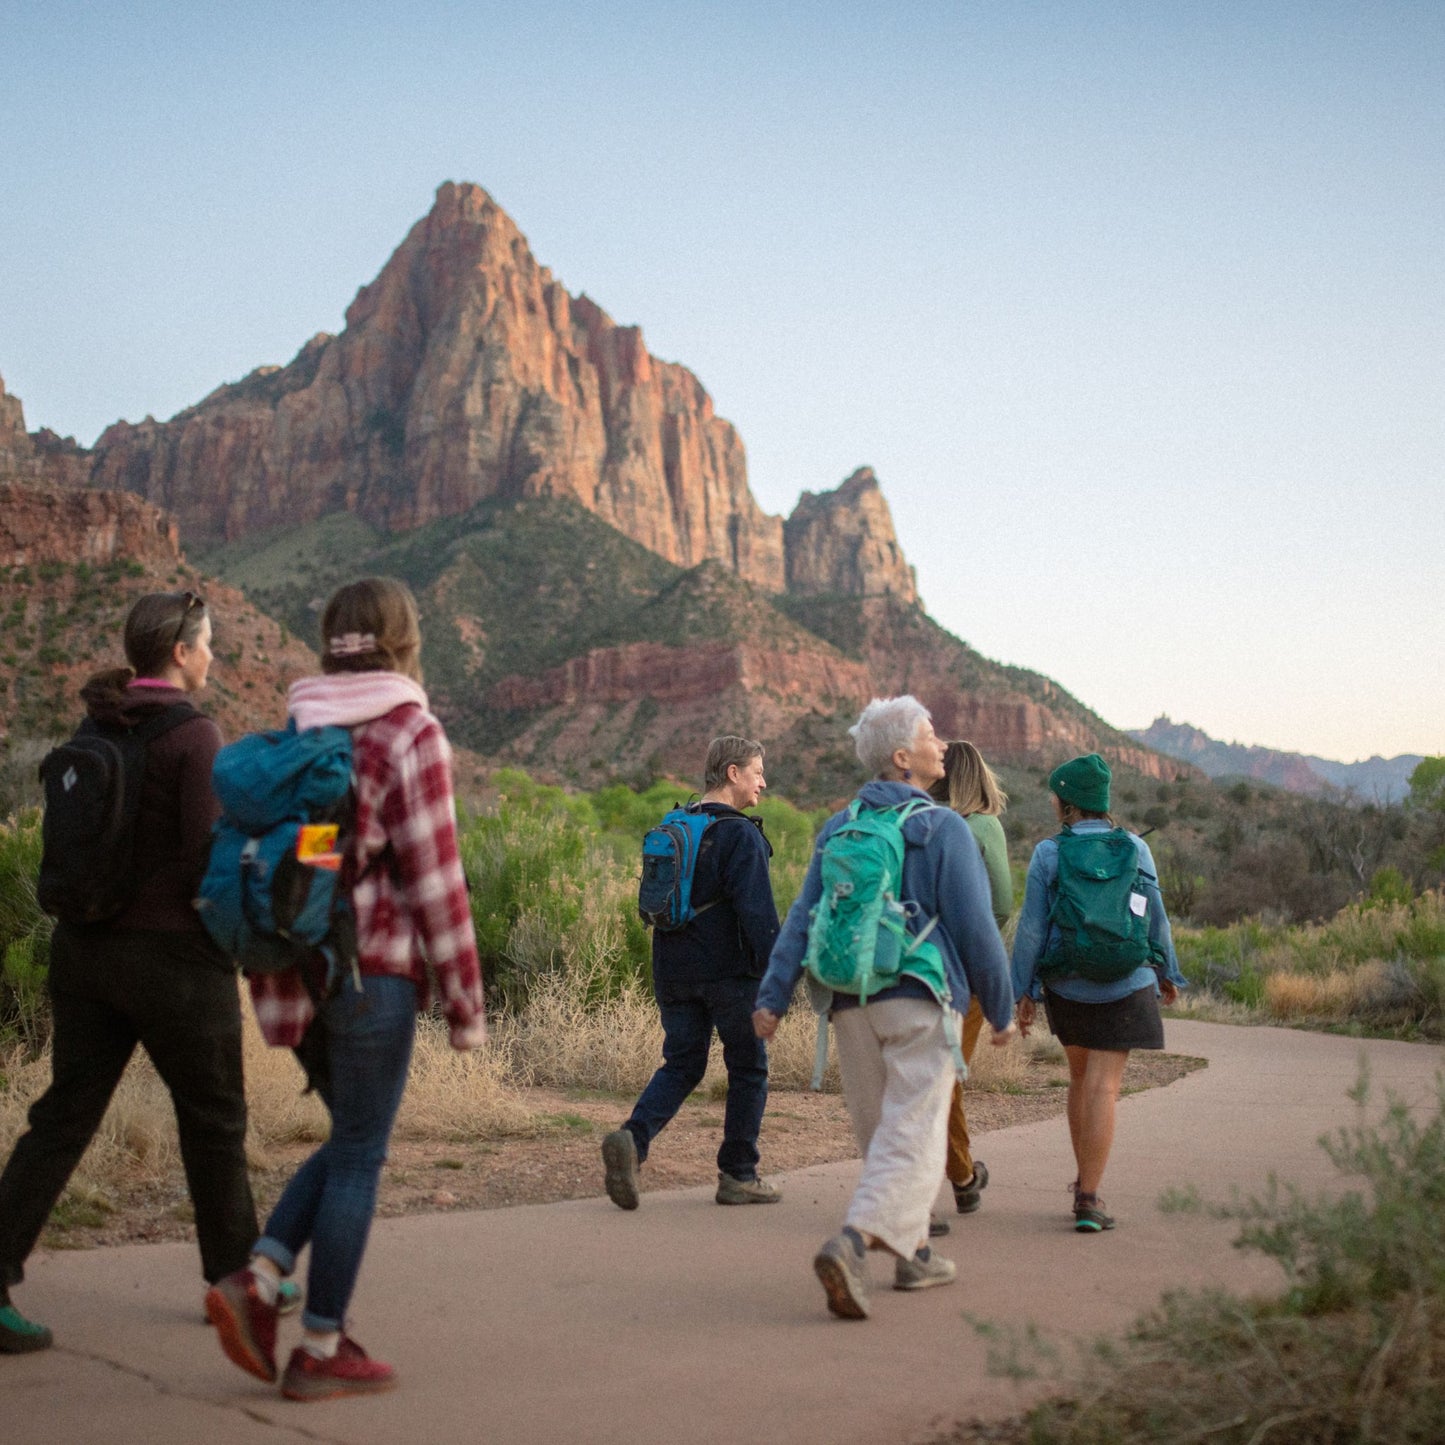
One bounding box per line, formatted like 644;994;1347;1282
0;1301;53;1353
1074;1192;1116;1233
277;1280;302;1317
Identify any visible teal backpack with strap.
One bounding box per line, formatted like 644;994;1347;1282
802;797;966;1087
1039;825;1161;983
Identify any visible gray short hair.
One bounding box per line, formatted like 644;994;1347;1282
704;736;764;790
849;696;931;776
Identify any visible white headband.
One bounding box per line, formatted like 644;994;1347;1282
328;631;378;657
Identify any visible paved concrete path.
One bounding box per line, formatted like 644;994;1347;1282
2;1020;1441;1445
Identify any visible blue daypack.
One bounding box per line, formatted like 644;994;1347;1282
638;803;750;931
196;721;356;976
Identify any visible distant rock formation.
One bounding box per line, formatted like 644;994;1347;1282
784;468;918;603
0;479;180;569
87;182;787;589
0;375;88;489
1129;716;1422;803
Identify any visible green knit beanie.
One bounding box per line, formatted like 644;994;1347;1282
1049;753;1111;813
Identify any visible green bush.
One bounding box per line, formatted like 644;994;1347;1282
986;1069;1445;1443
0;814;51;1051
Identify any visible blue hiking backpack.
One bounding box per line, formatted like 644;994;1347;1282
638;803;748;931
195;721;357;977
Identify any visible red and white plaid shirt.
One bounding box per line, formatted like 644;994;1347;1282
250;700;485;1048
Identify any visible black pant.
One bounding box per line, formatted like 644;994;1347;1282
0;925;257;1289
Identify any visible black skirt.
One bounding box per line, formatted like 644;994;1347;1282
1042;983;1164;1051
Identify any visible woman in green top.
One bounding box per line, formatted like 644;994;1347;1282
930;741;1013;1217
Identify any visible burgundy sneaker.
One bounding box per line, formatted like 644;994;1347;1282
281;1335;396;1402
205;1269;279;1383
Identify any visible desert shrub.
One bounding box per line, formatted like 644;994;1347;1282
0;815;50;1051
974;1070;1445;1444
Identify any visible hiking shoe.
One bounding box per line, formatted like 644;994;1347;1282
952;1160;989;1214
813;1228;871;1320
1074;1193;1116;1233
205;1268;279;1382
601;1129;641;1210
928;1213;950;1237
716;1172;781;1205
894;1246;958;1291
276;1280;302;1317
0;1301;53;1353
280;1335;396;1402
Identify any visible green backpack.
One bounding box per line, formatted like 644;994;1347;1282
802;798;965;1087
1039;825;1160;983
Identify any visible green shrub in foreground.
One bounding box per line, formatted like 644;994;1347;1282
983;1067;1445;1444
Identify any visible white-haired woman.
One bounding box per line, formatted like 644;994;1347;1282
753;696;1015;1320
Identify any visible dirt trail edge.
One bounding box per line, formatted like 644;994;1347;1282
3;1020;1441;1445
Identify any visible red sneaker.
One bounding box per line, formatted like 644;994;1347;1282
205;1269;279;1383
281;1335;396;1401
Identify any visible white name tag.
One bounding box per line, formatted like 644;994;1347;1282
1129;892;1148;917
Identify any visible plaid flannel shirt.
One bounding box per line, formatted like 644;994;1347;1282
250;703;485;1047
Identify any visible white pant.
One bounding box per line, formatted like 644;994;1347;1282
832;996;954;1258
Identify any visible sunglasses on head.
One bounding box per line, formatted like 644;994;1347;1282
170;591;205;650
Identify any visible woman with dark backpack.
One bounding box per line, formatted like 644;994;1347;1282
1011;753;1186;1232
0;591;269;1353
205;577;486;1403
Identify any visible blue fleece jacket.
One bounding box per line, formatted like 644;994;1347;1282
755;781;1014;1029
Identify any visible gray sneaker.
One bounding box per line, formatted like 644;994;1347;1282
601;1129;640;1210
813;1228;871;1319
716;1172;782;1205
894;1246;957;1291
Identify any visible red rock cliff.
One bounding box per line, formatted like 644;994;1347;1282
88;183;787;590
784;467;918;603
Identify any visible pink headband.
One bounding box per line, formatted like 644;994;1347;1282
328;632;378;657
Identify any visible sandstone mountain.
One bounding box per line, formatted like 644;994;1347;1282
3;175;1192;798
1130;716;1422;804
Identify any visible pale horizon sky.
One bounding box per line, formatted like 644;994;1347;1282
2;1;1441;763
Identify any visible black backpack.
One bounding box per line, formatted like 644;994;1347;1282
36;703;199;925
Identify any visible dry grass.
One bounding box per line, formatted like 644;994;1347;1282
1264;960;1393;1021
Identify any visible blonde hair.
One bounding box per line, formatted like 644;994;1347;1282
930;739;1008;817
320;577;423;683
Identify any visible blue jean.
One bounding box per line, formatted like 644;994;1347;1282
254;974;416;1331
625;973;768;1180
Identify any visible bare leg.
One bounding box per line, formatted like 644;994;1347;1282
1064;1046;1129;1195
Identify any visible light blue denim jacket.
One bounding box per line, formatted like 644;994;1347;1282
756;781;1014;1030
1010;820;1187;1004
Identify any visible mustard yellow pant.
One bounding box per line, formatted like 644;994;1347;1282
945;998;986;1185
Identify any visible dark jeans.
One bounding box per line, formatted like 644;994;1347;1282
0;925;256;1289
253;974;416;1332
625;973;769;1180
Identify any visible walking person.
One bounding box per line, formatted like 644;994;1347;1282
205;577;486;1401
0;591;264;1353
602;736;782;1210
928;740;1013;1221
753;697;1015;1320
1011;753;1186;1232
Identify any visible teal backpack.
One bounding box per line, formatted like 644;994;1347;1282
1039;825;1161;983
802;798;966;1087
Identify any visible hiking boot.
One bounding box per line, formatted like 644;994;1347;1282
0;1300;52;1353
716;1172;781;1205
277;1280;302;1317
928;1214;950;1237
894;1246;957;1291
205;1268;279;1382
601;1129;640;1210
1074;1192;1116;1233
280;1335;396;1402
952;1160;989;1214
813;1228;871;1320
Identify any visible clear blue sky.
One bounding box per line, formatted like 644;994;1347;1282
3;1;1441;762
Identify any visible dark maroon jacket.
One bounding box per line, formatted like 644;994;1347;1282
78;671;222;934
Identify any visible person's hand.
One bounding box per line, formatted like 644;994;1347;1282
1159;979;1179;1007
450;1014;489;1051
753;1008;780;1040
1016;996;1036;1038
989;1020;1018;1048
